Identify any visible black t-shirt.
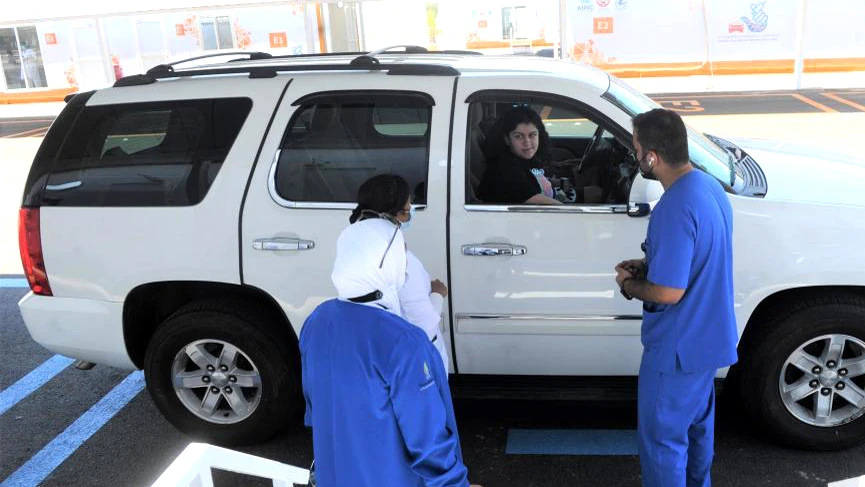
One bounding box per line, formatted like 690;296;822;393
477;153;543;203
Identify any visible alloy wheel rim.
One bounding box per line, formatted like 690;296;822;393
779;334;865;427
171;339;263;424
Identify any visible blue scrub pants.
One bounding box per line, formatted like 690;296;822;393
638;360;716;487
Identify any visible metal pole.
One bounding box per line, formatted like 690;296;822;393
12;27;28;89
95;17;116;85
793;0;807;89
303;0;317;54
558;0;567;59
702;0;713;90
357;0;366;52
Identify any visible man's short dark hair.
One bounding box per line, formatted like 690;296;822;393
632;108;689;166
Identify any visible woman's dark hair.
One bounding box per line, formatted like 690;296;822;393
632;108;689;166
349;174;411;224
482;105;551;165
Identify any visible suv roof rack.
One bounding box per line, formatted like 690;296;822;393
146;51;274;77
113;47;479;87
367;45;429;56
365;45;483;56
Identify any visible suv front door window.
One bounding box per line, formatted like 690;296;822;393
468;97;635;207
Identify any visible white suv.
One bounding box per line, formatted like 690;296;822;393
17;48;865;449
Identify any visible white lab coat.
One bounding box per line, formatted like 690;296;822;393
399;250;449;373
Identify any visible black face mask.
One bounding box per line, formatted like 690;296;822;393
637;152;658;181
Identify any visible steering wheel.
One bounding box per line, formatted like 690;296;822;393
578;125;605;174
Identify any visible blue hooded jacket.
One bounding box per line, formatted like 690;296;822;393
300;299;469;487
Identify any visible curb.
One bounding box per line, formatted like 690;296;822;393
0;88;77;105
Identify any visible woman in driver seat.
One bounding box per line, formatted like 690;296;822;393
476;106;563;205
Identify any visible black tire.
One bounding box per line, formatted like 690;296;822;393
739;295;865;450
144;299;301;446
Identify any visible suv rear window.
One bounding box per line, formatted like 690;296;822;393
41;98;251;207
274;92;432;204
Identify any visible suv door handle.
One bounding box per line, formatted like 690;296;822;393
253;238;315;251
462;243;527;257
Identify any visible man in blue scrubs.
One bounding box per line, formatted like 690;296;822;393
615;109;738;487
301;217;476;487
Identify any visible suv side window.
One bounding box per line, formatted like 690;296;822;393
274;92;432;204
468;97;634;206
44;98;251;207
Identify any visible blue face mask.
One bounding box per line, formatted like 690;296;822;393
400;206;416;231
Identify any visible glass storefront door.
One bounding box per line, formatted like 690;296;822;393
0;25;47;90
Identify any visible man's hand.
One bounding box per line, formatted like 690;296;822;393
616;259;646;280
615;266;634;288
431;279;448;298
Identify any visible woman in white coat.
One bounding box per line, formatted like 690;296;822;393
348;174;450;372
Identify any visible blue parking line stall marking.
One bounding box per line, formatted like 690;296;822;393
1;371;146;487
506;429;638;456
0;355;75;416
0;278;29;288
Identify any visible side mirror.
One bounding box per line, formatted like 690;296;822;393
627;174;663;218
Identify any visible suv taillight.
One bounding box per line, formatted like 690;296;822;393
18;208;52;296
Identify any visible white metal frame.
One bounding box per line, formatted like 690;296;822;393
150;442;309;487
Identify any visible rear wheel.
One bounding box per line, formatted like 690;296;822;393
144;300;300;445
740;296;865;450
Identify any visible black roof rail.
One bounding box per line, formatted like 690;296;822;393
111;51;462;87
114;63;459;87
367;45;429;56
146;51;273;76
438;49;484;56
363;46;483;57
114;74;158;87
350;55;380;67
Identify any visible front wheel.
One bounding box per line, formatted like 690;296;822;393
740;297;865;450
144;301;301;445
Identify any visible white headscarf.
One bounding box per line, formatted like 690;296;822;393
331;218;406;315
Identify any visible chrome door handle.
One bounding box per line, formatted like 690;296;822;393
253;238;315;251
627;202;651;217
462;243;527;257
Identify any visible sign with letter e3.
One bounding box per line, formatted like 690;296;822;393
269;32;288;48
593;17;614;34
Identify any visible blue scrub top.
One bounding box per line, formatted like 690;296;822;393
300;299;469;487
642;169;739;373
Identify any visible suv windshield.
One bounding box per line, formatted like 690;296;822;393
603;76;736;188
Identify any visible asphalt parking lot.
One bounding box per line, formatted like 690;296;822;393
2;284;865;487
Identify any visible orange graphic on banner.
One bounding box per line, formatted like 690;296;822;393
269;32;288;48
44;33;57;45
478;20;488;28
175;24;185;36
593;17;614;34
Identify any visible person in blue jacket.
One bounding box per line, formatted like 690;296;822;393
300;214;478;487
614;108;738;487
